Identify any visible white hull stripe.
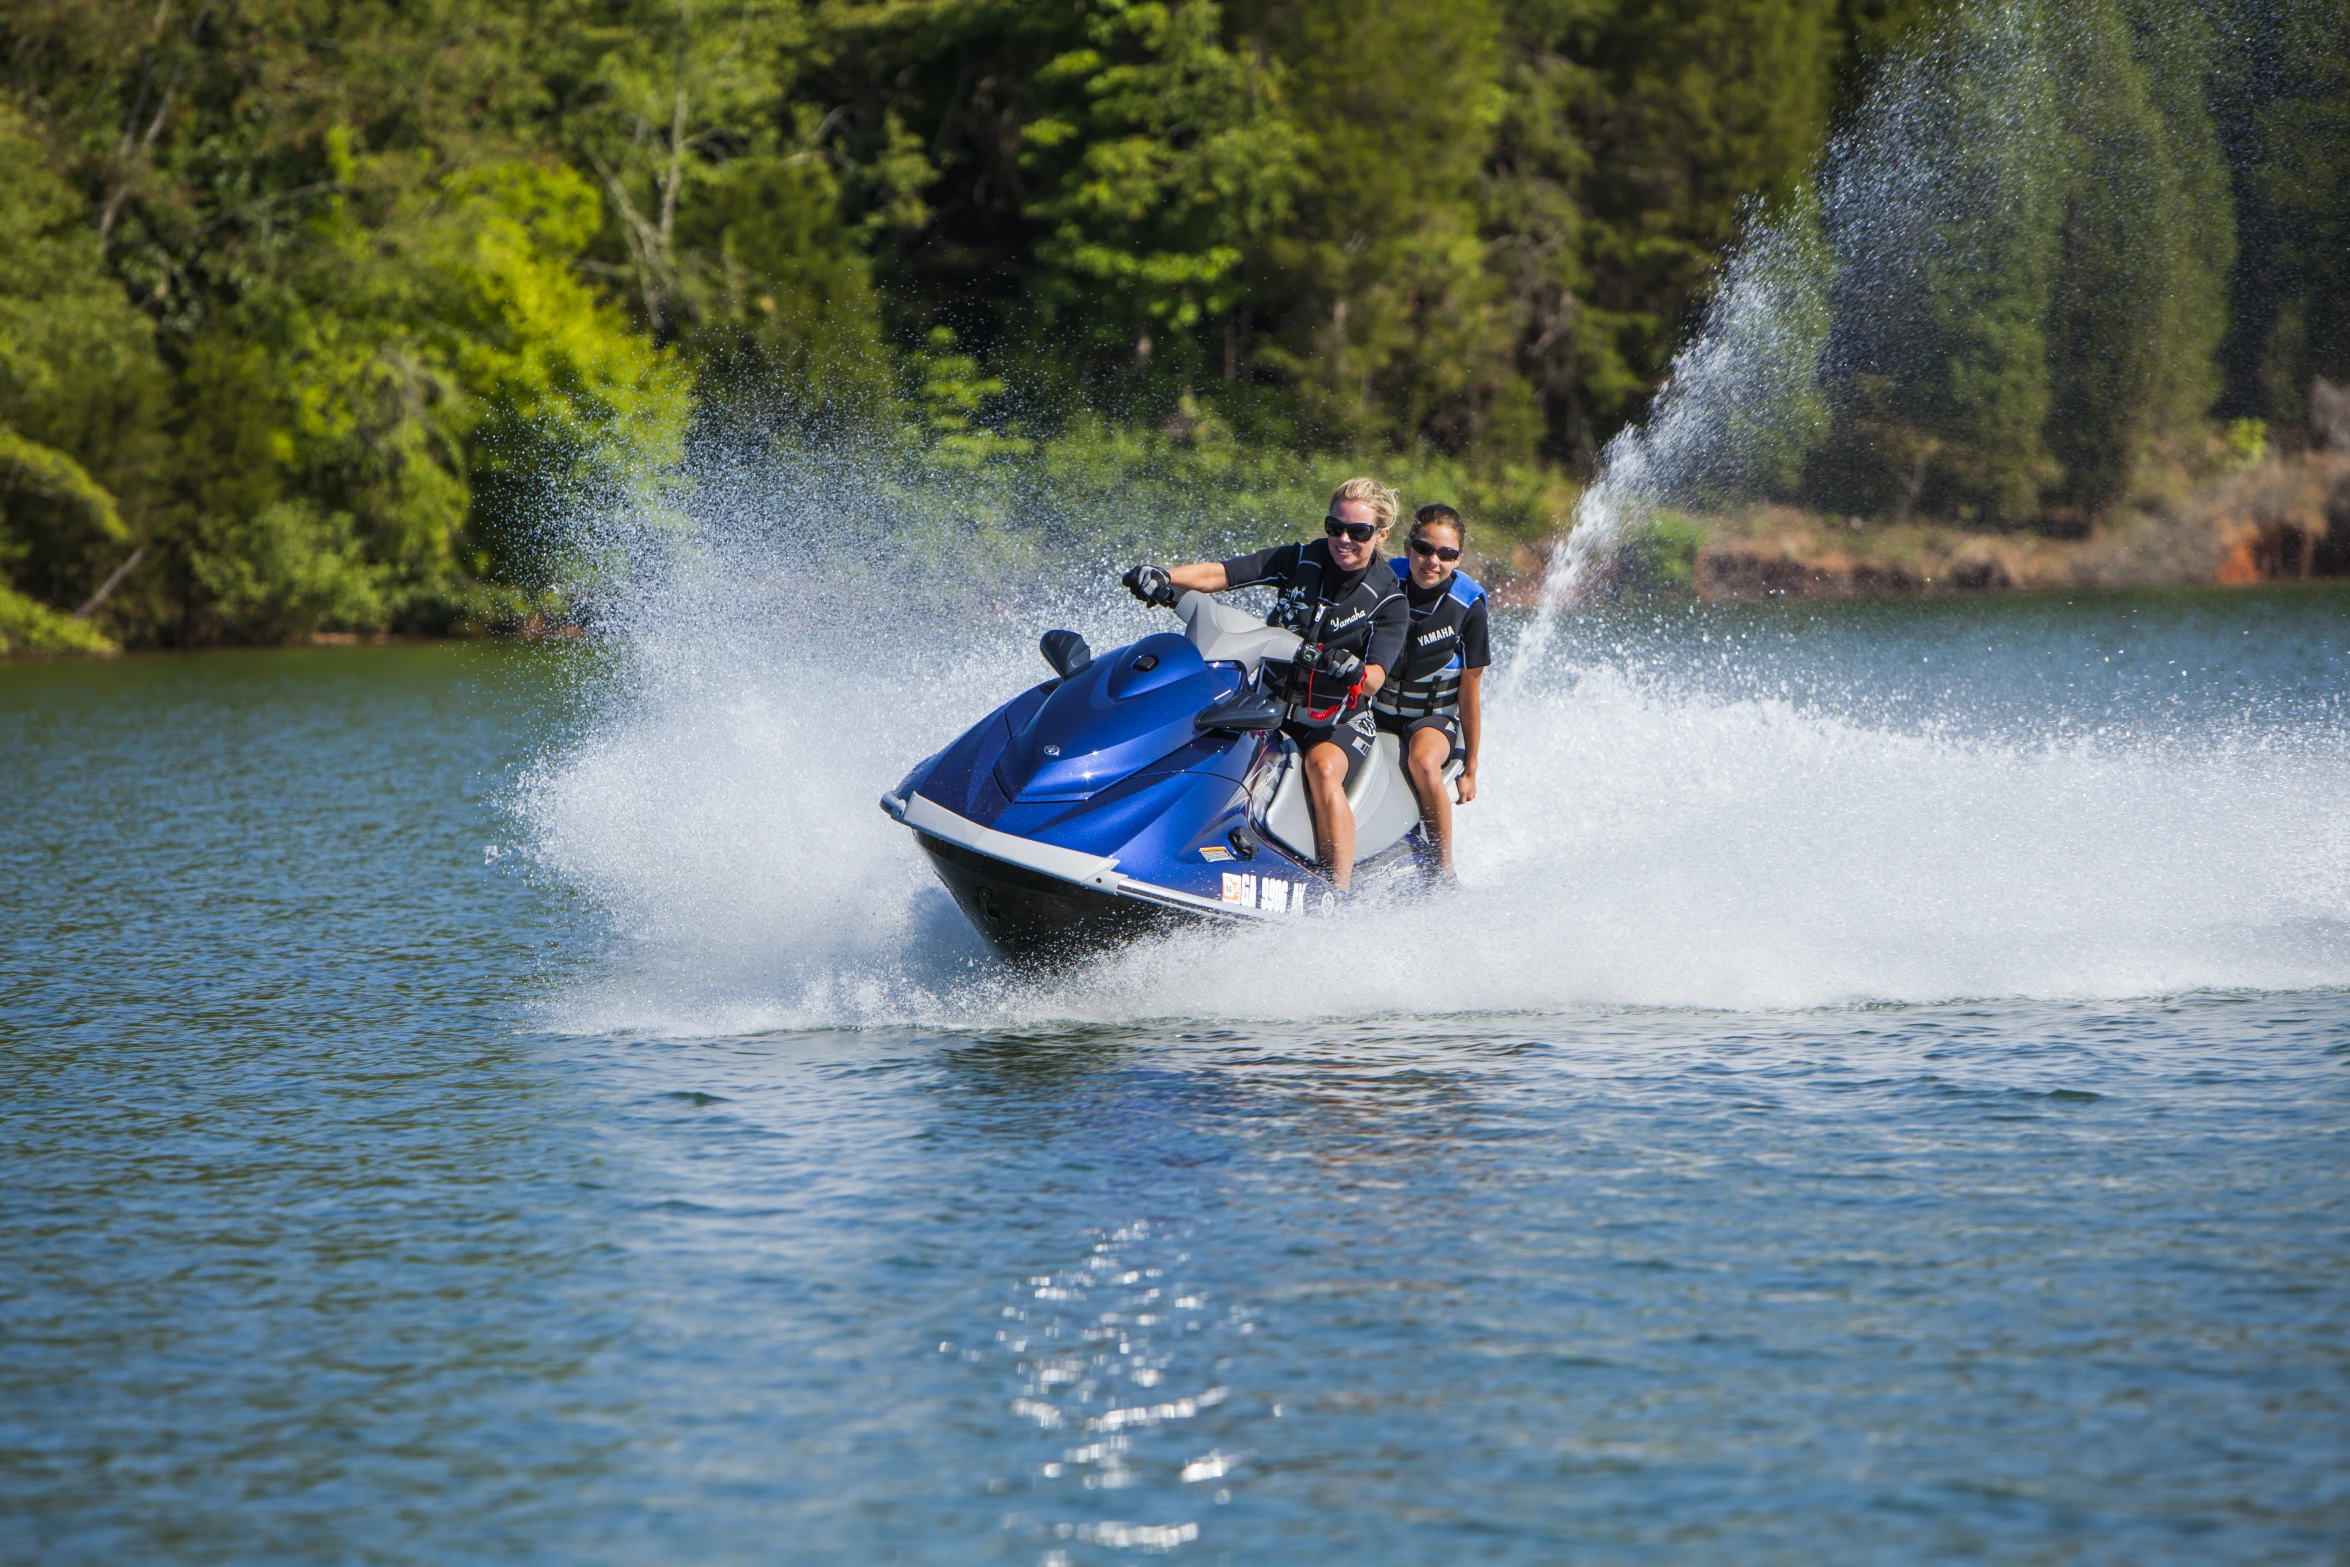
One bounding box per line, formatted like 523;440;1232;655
885;793;1288;922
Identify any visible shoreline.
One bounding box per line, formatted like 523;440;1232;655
1486;451;2350;606
9;455;2347;657
9;576;2344;668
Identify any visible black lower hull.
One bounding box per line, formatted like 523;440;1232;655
917;833;1192;963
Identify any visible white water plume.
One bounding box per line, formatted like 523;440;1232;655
516;460;2350;1036
519;3;2348;1036
1525;2;2059;646
1522;208;1832;660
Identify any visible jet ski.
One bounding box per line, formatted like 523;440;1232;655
880;592;1450;960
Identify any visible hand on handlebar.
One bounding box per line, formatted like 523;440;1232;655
1122;564;1178;608
1311;643;1363;682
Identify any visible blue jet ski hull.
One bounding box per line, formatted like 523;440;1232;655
911;823;1190;956
886;598;1442;962
882;625;1332;961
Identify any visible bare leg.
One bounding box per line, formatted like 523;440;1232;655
1405;726;1456;873
1302;741;1357;891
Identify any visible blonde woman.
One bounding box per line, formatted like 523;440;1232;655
1121;477;1409;890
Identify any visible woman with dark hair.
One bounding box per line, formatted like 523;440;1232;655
1373;503;1489;878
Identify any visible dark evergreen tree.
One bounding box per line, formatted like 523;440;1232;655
1240;0;1532;455
1809;5;2062;523
2043;0;2233;516
2212;0;2350;437
1483;0;1610;468
1483;0;1842;469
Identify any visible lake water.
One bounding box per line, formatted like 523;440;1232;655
4;586;2347;1565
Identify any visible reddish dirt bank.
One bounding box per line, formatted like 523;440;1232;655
1703;454;2350;601
1490;453;2350;605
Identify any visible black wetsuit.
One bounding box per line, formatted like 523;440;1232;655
1371;560;1491;767
1218;538;1408;787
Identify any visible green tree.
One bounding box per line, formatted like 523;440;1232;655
1246;0;1533;456
1;1;689;640
789;0;1068;376
1807;0;2233;525
1564;0;1841;443
2219;0;2350;435
532;0;896;421
416;160;692;590
1805;5;2062;523
153;149;688;634
1020;0;1305;389
0;100;162;645
1482;0;1608;467
1482;0;1842;468
676;146;896;424
2043;0;2233;515
2125;0;2233;443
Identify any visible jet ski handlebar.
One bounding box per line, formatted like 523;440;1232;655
1195;686;1285;734
1174;590;1303;675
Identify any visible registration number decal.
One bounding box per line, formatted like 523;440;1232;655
1221;873;1293;913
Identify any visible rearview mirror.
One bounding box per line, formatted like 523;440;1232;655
1195;688;1283;734
1040;629;1092;678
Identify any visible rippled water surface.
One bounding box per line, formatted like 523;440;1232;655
4;588;2348;1565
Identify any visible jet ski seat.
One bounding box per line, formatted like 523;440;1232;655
1185;587;1460;872
1261;733;1438;867
1346;734;1421;852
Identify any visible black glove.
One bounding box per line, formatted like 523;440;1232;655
1313;643;1364;682
1122;564;1177;608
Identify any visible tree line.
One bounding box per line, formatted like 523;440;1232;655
0;0;2337;648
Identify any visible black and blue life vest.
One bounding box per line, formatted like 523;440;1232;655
1233;541;1406;723
1258;546;1402;664
1372;560;1485;720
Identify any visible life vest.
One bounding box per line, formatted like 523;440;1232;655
1238;542;1403;723
1261;546;1400;658
1372;560;1485;720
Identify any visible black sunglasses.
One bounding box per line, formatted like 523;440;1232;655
1409;536;1462;562
1324;516;1379;544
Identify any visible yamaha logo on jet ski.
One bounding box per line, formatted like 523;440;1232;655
879;593;1448;962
